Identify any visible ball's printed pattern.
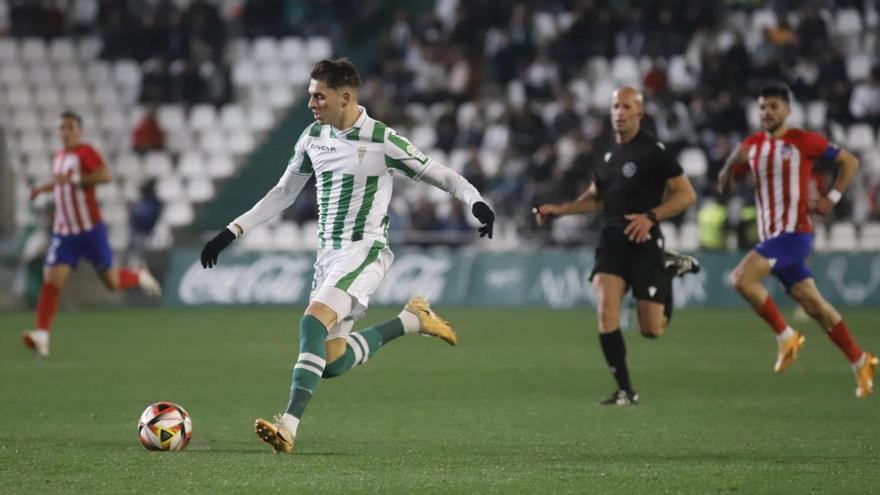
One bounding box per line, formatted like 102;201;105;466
137;402;192;451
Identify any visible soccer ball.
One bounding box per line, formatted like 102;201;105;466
137;402;192;451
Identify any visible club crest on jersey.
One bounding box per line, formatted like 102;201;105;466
780;144;793;160
357;145;367;165
604;152;612;162
622;161;637;178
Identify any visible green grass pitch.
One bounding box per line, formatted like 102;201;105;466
2;306;879;493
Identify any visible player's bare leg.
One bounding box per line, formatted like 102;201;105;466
732;250;804;373
22;264;71;357
635;300;666;338
790;278;876;397
593;273;638;405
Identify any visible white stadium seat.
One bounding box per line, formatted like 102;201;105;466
860;222;880;250
48;39;76;61
806;101;827;129
259;62;285;85
189;104;217;132
253;37;279;62
611;55;640;85
200;129;228;153
207;153;235;179
0;38;17;62
187;177;215;203
232;59;258;88
847;123;875;151
20;38;47;62
163;200;194;227
306;37;332;61
829;222;858;251
76;37;103;60
158;105;186;132
228;130;255;156
248;105;274;133
156;176;184;202
220;104;245;131
279;37;305;62
846;54;872;81
144;151;173;176
678;147;707;177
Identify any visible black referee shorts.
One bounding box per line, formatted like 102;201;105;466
589;226;670;304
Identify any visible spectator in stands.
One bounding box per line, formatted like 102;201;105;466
850;67;880;128
131;106;165;154
552;92;581;139
139;58;173;103
797;5;829;56
126;179;162;267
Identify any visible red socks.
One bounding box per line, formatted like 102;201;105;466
757;296;788;334
828;319;863;363
117;269;140;290
35;283;60;331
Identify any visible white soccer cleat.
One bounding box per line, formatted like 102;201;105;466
138;267;162;298
22;330;49;357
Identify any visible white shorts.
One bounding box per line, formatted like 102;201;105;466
310;240;394;339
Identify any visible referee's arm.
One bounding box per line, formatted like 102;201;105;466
624;174;696;243
534;182;602;226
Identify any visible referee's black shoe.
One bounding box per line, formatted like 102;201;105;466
599;389;639;406
663;250;701;277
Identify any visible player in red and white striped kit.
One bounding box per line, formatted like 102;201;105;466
718;85;876;398
22;111;162;357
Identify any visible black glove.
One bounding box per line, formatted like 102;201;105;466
471;201;495;239
200;228;236;268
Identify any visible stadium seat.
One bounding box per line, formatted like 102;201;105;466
273;221;301;250
228;130;255;157
48;39;76;62
62;86;91;107
158;105;186;132
750;9;777;30
178;152;205;178
114;153;143;179
20;38;47;62
156;176;184;202
189;104;217;132
860;149;880;178
482;123;509;153
114;60;141;88
591;78;616;108
268;84;294;109
239;225;273;250
27;65;54;85
586;57;609;81
86;62;112;86
668;56;697;92
678;222;699;251
478;150;501;177
829;222;858;251
306;37;332;61
533;12;557;44
165;128;194;153
219;104;245;131
860;222;880;250
1;64;25;85
260;61;285;85
248;105;274;133
147;221;174;250
144;151;173;176
187;177;215;203
76;37;102;60
660;222;679;251
57;63;85;88
253;37;280;62
232;59;258;88
846;54;872;81
410;124;437;150
847;123;875;151
806;101;827;129
163;200;194;227
835;9;863;37
200;129;228;153
279;37;305;62
678;147;707;177
611;55;640;85
0;38;17;62
11;109;39;132
207;153;235;179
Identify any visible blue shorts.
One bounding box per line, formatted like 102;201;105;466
755;233;813;292
45;222;114;271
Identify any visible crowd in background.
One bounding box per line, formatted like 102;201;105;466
2;0;880;248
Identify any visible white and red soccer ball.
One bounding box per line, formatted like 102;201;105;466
137;402;192;451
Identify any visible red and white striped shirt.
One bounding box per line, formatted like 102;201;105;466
738;129;834;241
51;144;105;235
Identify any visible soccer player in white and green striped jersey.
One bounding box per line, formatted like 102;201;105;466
200;58;496;453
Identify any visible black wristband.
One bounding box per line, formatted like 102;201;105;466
646;211;658;224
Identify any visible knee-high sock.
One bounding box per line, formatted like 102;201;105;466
285;315;329;419
116;269;140;290
599;329;633;393
35;283;60;332
323;318;405;378
757;296;789;335
827;319;863;363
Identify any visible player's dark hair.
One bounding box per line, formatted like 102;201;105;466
758;84;791;104
310;58;361;89
59;110;83;127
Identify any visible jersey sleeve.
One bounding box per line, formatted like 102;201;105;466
79;145;104;173
654;141;684;180
803;131;840;161
285;124;316;176
383;129;432;181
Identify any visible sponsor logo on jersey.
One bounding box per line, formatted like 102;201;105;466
310;143;337;152
781;144;792;160
406;144;428;164
622;161;637;178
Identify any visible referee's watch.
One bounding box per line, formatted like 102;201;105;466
646;210;658;224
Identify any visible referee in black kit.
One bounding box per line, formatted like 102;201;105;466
535;87;701;405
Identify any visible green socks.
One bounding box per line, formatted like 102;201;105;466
285;315;329;418
323;317;405;378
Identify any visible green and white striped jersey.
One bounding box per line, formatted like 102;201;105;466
286;107;431;249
